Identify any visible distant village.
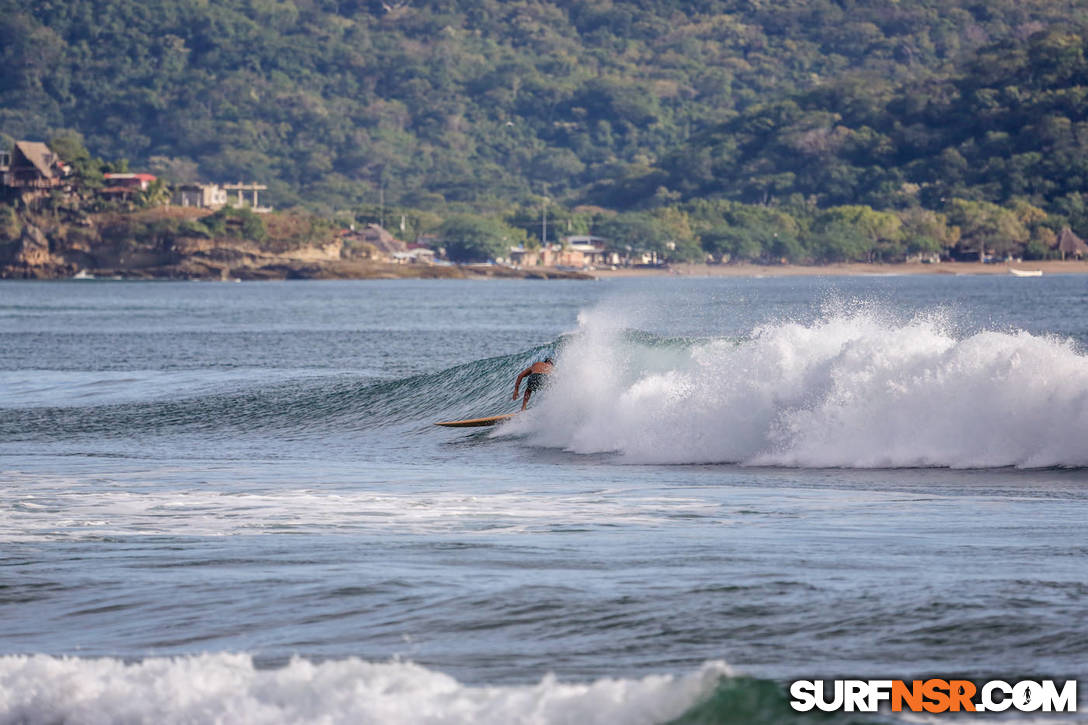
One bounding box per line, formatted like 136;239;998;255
8;138;1085;276
1;140;269;212
0;139;636;272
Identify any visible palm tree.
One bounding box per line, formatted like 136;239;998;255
139;178;171;208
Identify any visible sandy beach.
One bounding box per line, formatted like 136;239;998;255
591;260;1088;278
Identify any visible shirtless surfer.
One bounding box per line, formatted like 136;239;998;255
512;357;554;410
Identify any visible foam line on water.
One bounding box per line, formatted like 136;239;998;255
506;303;1088;469
0;476;718;542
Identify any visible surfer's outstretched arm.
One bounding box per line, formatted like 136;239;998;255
512;367;530;399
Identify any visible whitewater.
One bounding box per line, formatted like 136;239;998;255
2;276;1086;724
514;302;1088;468
0;655;739;725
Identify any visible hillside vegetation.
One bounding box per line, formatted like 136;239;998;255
4;0;1088;263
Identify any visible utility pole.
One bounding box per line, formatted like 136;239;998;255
541;198;548;247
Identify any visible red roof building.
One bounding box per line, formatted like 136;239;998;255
102;173;157;192
100;172;158;201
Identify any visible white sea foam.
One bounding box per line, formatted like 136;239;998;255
0;654;728;725
0;474;717;542
509;304;1088;468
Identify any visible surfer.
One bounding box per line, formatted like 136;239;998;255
512;357;554;410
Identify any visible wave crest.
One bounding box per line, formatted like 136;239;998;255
0;654;733;725
510;306;1088;468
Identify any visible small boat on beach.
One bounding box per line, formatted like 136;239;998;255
1009;268;1043;277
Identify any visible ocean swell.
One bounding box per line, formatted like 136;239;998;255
509;305;1088;469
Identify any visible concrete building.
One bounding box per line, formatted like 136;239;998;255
172;183;229;209
222;182;271;213
509;235;618;268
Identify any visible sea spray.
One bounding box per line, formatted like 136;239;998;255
507;304;1088;469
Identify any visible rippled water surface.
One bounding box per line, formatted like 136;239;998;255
1;276;1086;723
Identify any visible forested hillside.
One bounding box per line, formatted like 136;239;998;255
3;0;1088;263
637;29;1088;212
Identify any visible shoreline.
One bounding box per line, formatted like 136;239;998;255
8;259;1088;281
1;261;595;281
591;260;1088;278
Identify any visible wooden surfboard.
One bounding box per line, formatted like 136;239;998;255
435;414;516;428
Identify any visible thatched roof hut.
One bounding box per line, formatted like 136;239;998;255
1;141;70;189
1057;227;1088;259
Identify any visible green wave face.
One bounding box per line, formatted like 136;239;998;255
0;340;569;441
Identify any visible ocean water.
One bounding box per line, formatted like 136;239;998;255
1;275;1086;724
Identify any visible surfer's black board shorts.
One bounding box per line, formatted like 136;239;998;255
526;373;547;392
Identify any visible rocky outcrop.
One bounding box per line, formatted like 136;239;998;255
0;223;75;278
16;224;51;265
0;209;592;281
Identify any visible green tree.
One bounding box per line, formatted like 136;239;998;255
700;225;763;262
651;208;702;262
898;208;960;257
945;199;1029;260
203;206;267;242
49;131;104;192
138;178;171;208
8;0;1088;221
810;222;870;263
0;204;20;241
595;212;672;260
1023;227;1057;260
811;205;903;262
440;214;523;262
692;201;804;263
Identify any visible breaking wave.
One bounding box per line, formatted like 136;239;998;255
508;303;1088;469
7;298;1088;469
0;655;901;725
0;347;549;441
